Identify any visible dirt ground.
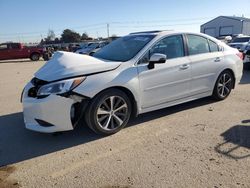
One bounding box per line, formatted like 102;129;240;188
0;59;249;188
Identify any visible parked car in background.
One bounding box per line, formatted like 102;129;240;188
0;42;45;61
228;35;250;52
243;43;250;68
22;31;243;135
71;42;95;52
75;41;109;55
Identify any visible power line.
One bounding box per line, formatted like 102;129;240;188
0;17;213;37
0;23;107;36
112;22;203;28
110;17;214;25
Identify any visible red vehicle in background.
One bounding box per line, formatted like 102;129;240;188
0;42;45;61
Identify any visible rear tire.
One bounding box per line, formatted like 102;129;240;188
85;89;132;135
212;70;234;100
30;53;40;61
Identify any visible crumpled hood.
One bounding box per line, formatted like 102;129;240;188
35;51;121;81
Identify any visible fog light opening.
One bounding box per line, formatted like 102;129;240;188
70;103;81;127
70;105;75;120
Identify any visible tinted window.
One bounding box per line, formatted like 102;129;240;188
232;37;250;43
151;35;184;59
208;40;219;52
93;35;155;62
88;43;99;49
0;44;8;50
187;35;210;55
138;35;184;64
10;43;19;49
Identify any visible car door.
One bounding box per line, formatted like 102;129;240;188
0;44;9;60
186;34;224;95
10;43;26;59
137;35;191;109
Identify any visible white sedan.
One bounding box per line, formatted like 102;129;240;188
22;31;243;135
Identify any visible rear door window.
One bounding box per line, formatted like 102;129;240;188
187;35;210;55
208;40;219;52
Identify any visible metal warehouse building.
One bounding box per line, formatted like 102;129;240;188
200;16;250;38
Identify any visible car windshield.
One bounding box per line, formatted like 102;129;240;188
232;37;250;43
88;43;99;49
80;43;88;48
93;35;155;62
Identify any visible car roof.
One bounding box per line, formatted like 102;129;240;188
128;30;223;46
129;30;214;38
129;30;175;36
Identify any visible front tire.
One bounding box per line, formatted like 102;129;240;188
212;70;234;100
85;89;132;135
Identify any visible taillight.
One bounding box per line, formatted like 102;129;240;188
236;52;244;60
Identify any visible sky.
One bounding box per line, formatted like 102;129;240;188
0;0;250;43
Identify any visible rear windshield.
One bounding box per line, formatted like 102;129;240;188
93;35;155;62
231;37;250;43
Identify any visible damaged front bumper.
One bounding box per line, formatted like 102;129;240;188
22;82;84;133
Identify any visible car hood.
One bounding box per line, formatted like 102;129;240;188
35;51;121;82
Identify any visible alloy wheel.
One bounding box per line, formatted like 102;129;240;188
96;96;128;130
217;72;232;98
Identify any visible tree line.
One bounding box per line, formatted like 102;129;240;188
40;29;94;44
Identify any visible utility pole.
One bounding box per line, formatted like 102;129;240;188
96;31;99;40
107;23;110;39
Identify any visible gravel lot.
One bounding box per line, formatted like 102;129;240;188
0;59;250;188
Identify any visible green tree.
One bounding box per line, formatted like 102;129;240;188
61;29;81;43
81;32;89;40
40;39;44;45
54;37;60;43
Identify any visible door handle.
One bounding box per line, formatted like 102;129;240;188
179;64;190;70
214;57;221;62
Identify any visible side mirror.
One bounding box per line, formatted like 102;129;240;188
148;53;167;69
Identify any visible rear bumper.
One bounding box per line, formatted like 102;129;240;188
22;83;76;133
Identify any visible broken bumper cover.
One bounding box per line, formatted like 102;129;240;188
22;82;76;133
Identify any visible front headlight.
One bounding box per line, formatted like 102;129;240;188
37;77;86;97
